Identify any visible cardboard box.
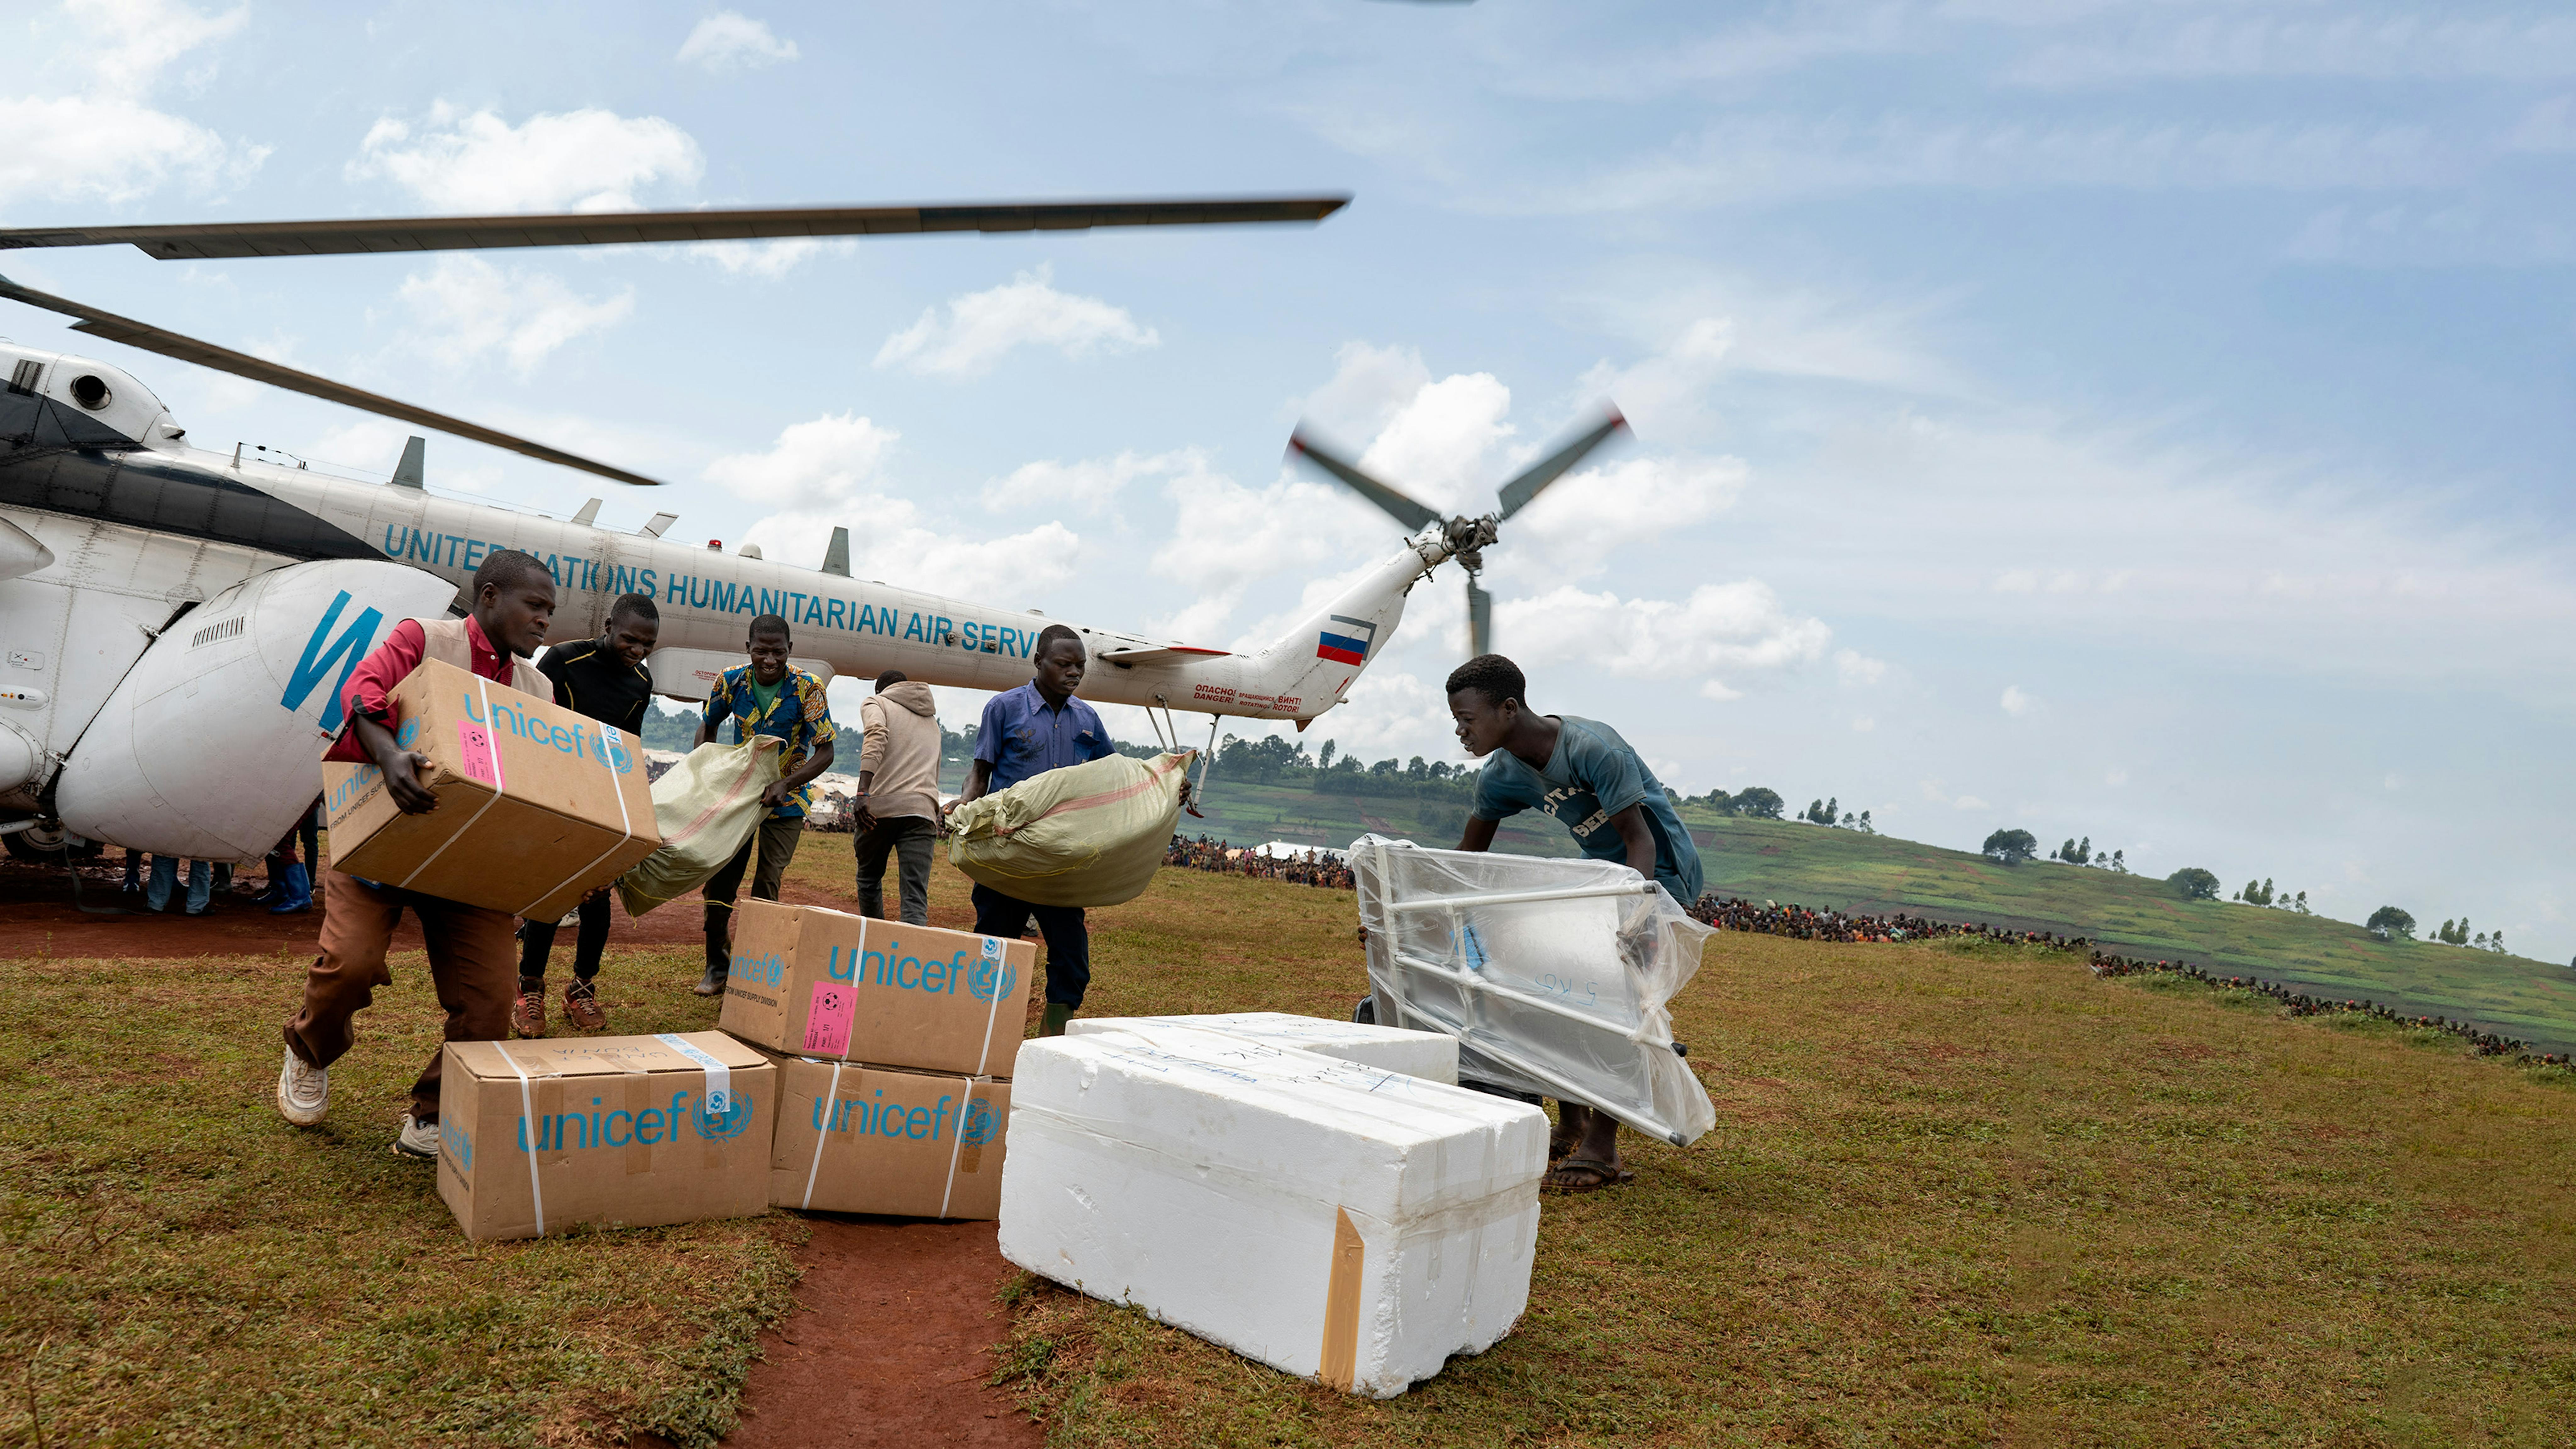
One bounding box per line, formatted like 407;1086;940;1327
323;656;660;920
436;1031;775;1242
720;899;1035;1077
766;1052;1010;1219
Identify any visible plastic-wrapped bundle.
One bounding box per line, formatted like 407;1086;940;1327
1349;834;1718;1147
615;738;781;917
947;749;1194;908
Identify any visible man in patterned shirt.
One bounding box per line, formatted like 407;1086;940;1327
693;613;836;996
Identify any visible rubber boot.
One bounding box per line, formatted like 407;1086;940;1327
267;862;312;914
694;935;729;997
1039;1002;1073;1038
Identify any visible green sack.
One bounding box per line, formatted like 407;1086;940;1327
617;738;783;918
947;750;1196;908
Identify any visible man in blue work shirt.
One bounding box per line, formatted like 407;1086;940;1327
1448;652;1703;1195
949;623;1116;1036
693;613;836;997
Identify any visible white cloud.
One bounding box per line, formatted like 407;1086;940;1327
1852;714;1876;732
686;237;850;279
0;0;264;209
349;103;704;212
1148;467;1384;642
1301;670;1461;763
2106;769;2129;787
676;11;799;73
1496;580;1831;696
705;412;899;510
398;257;635;376
2384;772;2403;791
984;449;1206;514
709;413;1080;597
1297;341;1435;445
1698;679;1743;702
1835;648;1887;687
2000;685;2038;715
1555;115;2449;213
2005;14;2576;89
1954;795;1991;811
1353;371;1519;509
1504;453;1748;580
874;265;1159;378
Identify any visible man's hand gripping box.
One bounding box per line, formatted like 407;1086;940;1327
323;655;660;919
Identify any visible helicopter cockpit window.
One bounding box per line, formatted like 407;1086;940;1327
69;375;111;410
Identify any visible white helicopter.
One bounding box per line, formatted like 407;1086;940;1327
0;197;1625;869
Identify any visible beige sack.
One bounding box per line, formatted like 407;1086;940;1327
947;750;1195;908
617;737;783;917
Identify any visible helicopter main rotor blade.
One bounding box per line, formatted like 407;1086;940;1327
0;276;667;487
1467;576;1493;658
0;196;1351;262
1287;428;1442;535
1495;407;1628;520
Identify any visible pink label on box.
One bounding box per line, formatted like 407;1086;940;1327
455;719;501;786
804;981;855;1056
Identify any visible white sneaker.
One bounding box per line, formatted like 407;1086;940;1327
393;1114;441;1160
276;1049;330;1126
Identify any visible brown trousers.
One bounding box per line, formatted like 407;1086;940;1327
281;869;517;1123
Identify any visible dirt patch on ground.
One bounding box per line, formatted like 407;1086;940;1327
718;1217;1039;1449
0;847;901;960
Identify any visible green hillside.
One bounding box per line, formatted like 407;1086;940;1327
1183;779;2576;1056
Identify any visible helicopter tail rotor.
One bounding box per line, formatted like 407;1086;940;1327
1288;402;1628;660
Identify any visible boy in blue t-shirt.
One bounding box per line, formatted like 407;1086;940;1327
1449;652;1704;1193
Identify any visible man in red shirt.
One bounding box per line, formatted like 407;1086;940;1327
276;549;557;1160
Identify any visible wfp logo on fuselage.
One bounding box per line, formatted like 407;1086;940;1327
514;1089;749;1153
827;934;1012;1000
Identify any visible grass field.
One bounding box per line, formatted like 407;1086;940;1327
6;843;2573;1446
1169;780;2576;1058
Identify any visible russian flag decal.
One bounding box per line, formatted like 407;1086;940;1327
1315;613;1377;666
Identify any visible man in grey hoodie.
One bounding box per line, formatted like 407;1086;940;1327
854;670;943;925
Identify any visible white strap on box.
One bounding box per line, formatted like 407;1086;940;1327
521;719;641;917
799;1060;846;1211
656;1032;733;1117
938;1074;974;1219
495;1042;546;1238
401;677;508;890
973;935;1006;1076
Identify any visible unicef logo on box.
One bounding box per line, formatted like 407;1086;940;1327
691;1092;757;1142
968;938;1016;1003
960;1097;1000;1146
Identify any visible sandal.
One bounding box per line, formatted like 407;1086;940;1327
1543;1157;1635;1193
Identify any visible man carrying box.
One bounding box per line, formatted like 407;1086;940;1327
1445;652;1704;1195
693;613;836;997
276;548;557;1159
950;625;1115;1037
513;591;661;1037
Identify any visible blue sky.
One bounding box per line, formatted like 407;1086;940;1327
6;0;2570;960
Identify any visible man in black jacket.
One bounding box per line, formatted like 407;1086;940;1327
514;592;659;1036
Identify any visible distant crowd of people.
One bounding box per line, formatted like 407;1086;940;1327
1688;896;2088;951
1164;835;1357;889
2087;950;2573;1069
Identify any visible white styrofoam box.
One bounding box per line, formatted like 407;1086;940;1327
1064;1011;1459;1085
999;1024;1546;1398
